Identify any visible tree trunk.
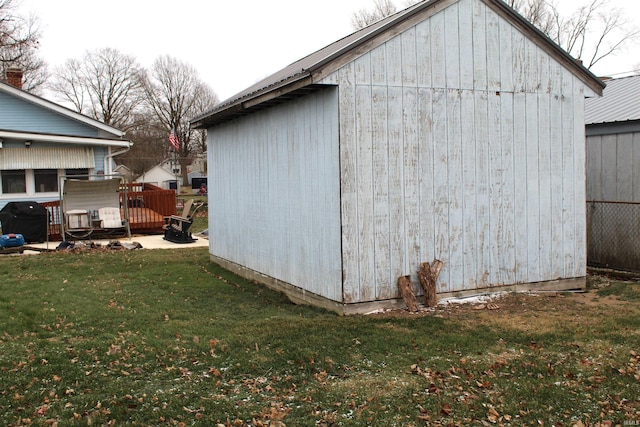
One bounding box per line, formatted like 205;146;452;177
418;260;443;307
397;275;418;312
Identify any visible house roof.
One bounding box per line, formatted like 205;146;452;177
191;0;605;129
0;80;129;141
585;75;640;125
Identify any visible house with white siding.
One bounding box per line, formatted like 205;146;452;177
0;69;132;209
192;0;605;314
134;162;181;190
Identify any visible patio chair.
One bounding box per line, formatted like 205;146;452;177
98;207;125;229
163;199;202;243
61;177;131;241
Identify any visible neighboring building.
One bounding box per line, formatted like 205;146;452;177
113;164;135;183
187;154;207;176
134;163;181;190
192;0;604;314
0;68;132;208
585;75;640;270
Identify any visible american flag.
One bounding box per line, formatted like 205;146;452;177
169;129;180;151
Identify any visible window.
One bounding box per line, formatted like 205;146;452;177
35;169;58;193
1;170;26;194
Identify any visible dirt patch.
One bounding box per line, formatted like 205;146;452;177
369;275;639;323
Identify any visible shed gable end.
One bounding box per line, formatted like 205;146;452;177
323;0;589;304
320;0;592;96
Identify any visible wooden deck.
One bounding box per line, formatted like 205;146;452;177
41;183;177;240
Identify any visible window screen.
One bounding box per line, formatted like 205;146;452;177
35;169;58;192
1;170;26;194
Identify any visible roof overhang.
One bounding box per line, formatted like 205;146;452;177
191;74;331;129
0;129;132;148
586;119;640;137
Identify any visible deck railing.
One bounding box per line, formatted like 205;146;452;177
41;183;177;240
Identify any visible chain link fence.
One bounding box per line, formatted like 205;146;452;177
587;201;640;271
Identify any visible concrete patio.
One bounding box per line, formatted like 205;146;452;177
20;233;209;253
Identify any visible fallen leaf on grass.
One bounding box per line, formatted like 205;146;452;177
441;403;452;416
487;406;500;423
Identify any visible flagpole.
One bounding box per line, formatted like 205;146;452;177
169;128;180;193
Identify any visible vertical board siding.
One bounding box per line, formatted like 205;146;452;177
471;0;487;90
447;89;464;291
586;135;602;201
574;88;587;277
208;89;342;301
338;63;360;303
487;91;503;285
562;71;577;277
634;134;640;201
512;93;528;283
458;0;474;90
526;92;541;282
372;86;391;299
355;84;374;302
500;92;515;285
474;91;491;287
418;88;436;289
432;89;450;290
387;87;406;298
319;0;589;303
587;131;640;203
403;87;421;289
538;93;553;277
461;90;477;289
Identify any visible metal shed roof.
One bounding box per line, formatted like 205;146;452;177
191;0;605;129
585;75;640;125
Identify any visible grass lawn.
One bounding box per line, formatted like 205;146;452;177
1;248;639;426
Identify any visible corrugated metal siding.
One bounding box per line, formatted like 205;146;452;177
0;91;99;137
585;75;640;125
586;131;640;202
321;0;588;303
207;88;342;301
0;147;95;169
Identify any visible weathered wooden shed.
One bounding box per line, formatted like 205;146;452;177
192;0;604;314
585;75;640;270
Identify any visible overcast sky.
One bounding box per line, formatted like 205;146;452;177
18;0;640;102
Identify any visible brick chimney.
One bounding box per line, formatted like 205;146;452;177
6;67;23;89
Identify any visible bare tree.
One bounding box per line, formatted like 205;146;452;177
189;87;219;156
351;0;397;29
0;0;47;92
506;0;555;35
117;112;168;177
553;0;638;69
49;58;85;112
143;55;219;183
48;48;146;131
501;0;638;70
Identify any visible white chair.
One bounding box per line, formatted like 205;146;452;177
98;207;123;229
